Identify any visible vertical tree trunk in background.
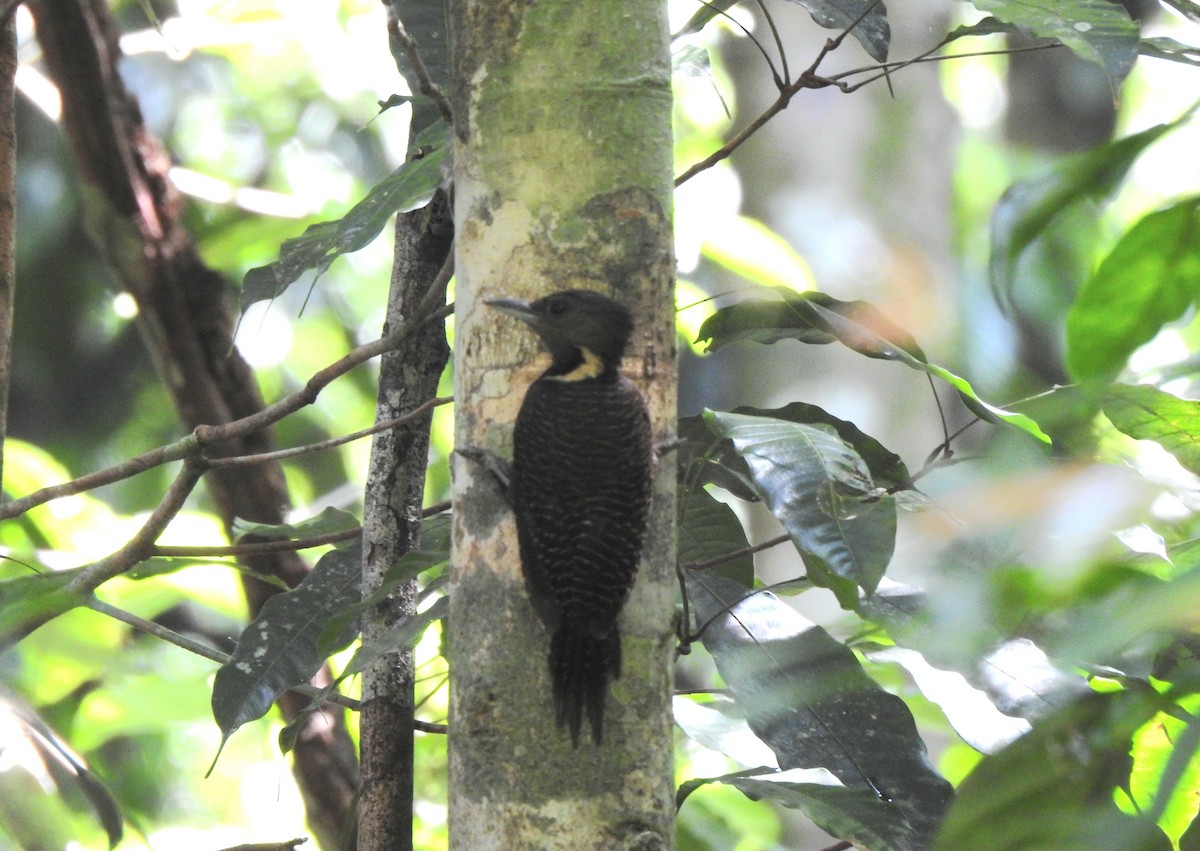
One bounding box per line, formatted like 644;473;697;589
26;3;359;845
0;12;15;494
358;194;452;851
448;0;678;848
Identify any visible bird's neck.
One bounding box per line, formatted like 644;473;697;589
545;346;616;382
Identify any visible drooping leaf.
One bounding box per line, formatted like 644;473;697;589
780;0;891;62
688;572;953;849
706;411;896;604
696;290;1050;442
1067;198;1200;382
336;595;447;681
932;690;1173;851
1160;0;1200;23
989;118;1184;308
210;544;362;744
696;290;925;361
241;121;448;309
678;489;755;587
1139;36;1200;67
1102;384;1200;475
951;0;1137;95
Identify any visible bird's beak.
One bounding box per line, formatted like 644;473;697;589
485;297;537;324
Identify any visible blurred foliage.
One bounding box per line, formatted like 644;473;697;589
4;0;1200;849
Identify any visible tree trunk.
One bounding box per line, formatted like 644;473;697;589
358;194;452;851
0;11;14;495
447;0;677;848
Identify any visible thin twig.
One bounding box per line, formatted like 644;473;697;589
207;396;453;468
154;528;363;558
675;32;1060;187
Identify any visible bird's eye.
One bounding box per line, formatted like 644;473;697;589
548;299;569;316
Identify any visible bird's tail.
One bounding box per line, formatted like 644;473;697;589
549;620;621;746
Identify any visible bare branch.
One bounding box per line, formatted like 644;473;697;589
0;307;451;521
208;395;454;468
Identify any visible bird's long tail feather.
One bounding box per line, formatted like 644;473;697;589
550;621;621;746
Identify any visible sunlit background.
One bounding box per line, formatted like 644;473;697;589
3;0;1200;848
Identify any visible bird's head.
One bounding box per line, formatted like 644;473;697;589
486;290;635;378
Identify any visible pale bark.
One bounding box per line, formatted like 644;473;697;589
448;0;677;848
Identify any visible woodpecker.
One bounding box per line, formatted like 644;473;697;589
486;289;653;746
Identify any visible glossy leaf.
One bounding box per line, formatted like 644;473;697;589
705;411;895;604
1102;384;1200;475
678;489;755;587
1067;198;1200;381
688;572;953;849
952;0;1137;95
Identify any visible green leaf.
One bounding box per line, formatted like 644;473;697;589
937;16;1021;47
1159;0;1200;25
989;119;1185;308
678;489;755;587
1139;36;1200;68
705;411;896;604
696;290;1050;442
688;572;953;849
696;290;926;361
336;595;447;681
953;0;1137;95
241;120;448;310
1067;198;1200;381
210;543;362;744
233;506;361;541
781;0;891;62
1102;384;1200;475
933;691;1173;851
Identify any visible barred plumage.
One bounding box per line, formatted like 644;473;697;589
487;290;652;746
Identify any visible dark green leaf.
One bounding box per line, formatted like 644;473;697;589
241;121;448;309
952;0;1137;95
385;0;451;138
1102;384;1200;475
211;544;362;743
781;0;891;62
696;290;926;361
678;489;755;586
706;411;896;604
1067;198;1200;381
989;119;1184;308
688;573;953;848
696;290;1049;442
932;691;1172;851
